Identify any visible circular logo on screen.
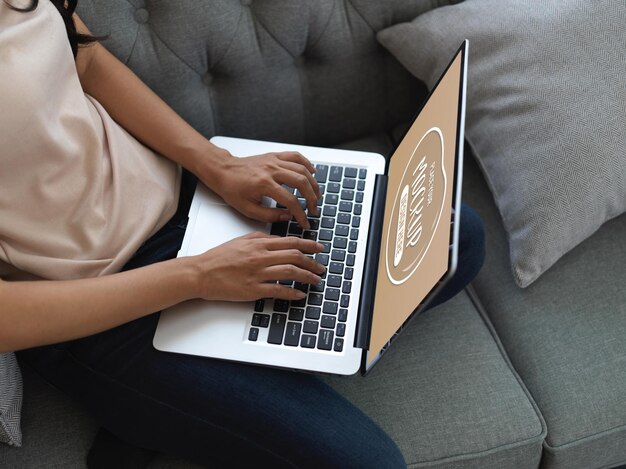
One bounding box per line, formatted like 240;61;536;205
385;127;447;285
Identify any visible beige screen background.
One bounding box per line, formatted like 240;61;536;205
368;53;462;365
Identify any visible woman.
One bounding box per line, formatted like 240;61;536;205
0;1;485;467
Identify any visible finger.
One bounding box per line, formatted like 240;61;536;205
263;236;324;254
242;231;271;240
268;183;310;229
279;160;322;201
261;265;322;285
263;248;325;274
258;282;307;301
244;204;292;223
277;152;316;175
275;168;319;217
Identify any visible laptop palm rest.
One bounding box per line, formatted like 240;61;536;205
153;197;268;356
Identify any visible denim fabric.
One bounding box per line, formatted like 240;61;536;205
19;174;484;469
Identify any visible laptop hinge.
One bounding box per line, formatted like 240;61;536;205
354;174;388;350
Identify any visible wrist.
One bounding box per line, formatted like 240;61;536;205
189;142;233;192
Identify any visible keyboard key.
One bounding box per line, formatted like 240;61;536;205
337;213;351;225
318;184;325;194
306;306;321;319
350;229;359;241
321;217;335;229
303;230;317;241
293;282;308;293
248;328;259;341
320;242;331;253
354;204;362;215
315;253;329;266
289;223;303;235
335;225;349;237
323;301;338;315
345;167;358;178
327;275;342;288
278;279;293;286
337;323;346;337
252;313;266;327
289;308;304;321
297;198;307;210
273;300;289;312
327;182;341;193
301;334;316;348
268;313;287;344
343;178;356;189
358;168;367;179
342;281;352;294
310;281;325;293
324;194;338;206
318;330;334;350
308;218;320;230
347;254;355;267
270;221;288;236
323;206;337;217
356;192;364;203
321;315;336;329
338;309;348;322
254;300;265;312
348;241;357;253
318;230;333;241
341;190;354;201
291;297;306;308
344;268;354;280
315;165;328;183
357;180;365;191
329;166;343;182
339;201;352;213
308;293;323;306
325;288;340;301
333;237;347;249
340;295;350;308
334;338;344;352
331;250;346;262
329;262;344;275
351;217;361;228
284;322;302;346
303;320;319;334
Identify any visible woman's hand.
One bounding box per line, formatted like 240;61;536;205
189;232;325;302
197;150;322;230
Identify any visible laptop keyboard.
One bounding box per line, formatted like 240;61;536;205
247;164;367;352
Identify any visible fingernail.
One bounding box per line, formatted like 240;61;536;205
316;242;325;250
296;290;307;299
317;263;325;273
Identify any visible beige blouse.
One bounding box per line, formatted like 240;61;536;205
0;1;181;280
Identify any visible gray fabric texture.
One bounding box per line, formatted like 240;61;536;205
322;290;545;468
0;353;22;447
462;153;626;469
75;0;462;148
377;0;626;288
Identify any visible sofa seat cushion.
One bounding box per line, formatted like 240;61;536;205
322;290;545;468
463;154;626;469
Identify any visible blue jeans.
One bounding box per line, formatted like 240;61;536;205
19;172;485;469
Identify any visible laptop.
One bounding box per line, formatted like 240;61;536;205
154;40;468;376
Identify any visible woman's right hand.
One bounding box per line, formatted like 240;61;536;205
189;232;325;302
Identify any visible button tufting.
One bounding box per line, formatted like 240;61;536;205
241;0;252;6
134;8;149;24
202;73;214;86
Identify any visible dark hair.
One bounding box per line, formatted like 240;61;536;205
3;0;99;58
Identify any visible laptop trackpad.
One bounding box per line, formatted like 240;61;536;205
185;202;268;256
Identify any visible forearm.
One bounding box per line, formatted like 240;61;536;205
0;258;198;353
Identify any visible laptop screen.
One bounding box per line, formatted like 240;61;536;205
367;47;466;366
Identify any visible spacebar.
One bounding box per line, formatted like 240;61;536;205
267;313;287;344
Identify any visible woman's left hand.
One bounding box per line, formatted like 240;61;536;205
197;150;322;230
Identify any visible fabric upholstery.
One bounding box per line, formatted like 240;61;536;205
0;353;22;447
377;0;626;288
462;153;626;469
322;290;545;468
75;0;463;147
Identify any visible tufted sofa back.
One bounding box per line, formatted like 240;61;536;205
77;0;456;147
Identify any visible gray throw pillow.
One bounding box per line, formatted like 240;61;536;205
0;353;22;447
378;0;626;287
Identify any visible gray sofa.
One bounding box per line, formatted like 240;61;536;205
2;1;625;468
